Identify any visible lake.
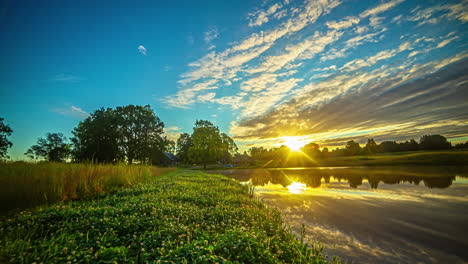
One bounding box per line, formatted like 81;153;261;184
208;166;468;264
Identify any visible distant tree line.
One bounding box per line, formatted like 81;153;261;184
1;113;467;166
238;134;468;166
0;108;238;167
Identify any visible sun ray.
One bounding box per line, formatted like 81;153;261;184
283;137;305;151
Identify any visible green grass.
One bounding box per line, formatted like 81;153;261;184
257;149;468;168
319;150;468;167
0;162;175;214
0;170;334;263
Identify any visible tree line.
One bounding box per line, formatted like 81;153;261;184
0;105;237;167
238;134;468;165
1;111;467;166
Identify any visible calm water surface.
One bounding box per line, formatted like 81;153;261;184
208;166;468;264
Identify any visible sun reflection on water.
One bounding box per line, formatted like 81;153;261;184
287;182;307;194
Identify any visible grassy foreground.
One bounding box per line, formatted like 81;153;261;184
0;162;174;214
0;170;331;263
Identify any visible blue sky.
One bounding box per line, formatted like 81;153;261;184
1;0;467;159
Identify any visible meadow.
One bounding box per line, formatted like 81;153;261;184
0;162;174;214
248;149;468;169
318;149;468;167
0;170;334;263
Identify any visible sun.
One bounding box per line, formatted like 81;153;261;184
283;137;304;151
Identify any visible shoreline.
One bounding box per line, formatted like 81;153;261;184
0;170;334;263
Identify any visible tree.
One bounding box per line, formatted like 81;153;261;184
188;120;228;169
322;147;329;159
364;138;378;154
163;138;176;154
25;133;70;162
248;147;269;160
0;117;13;160
273;145;291;165
71;105;166;164
114;105;165;164
146;136;176;166
379;141;400;153
345;140;361;156
454;141;468;149
71;108;121;163
220;133;238;163
176;133;192;164
419;135;451;150
301;142;321;158
399;139;419;151
233;152;254;166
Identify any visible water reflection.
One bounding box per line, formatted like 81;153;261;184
212;166;468;190
287;182;307;194
208;166;468;263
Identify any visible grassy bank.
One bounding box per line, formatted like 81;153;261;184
317;150;468;167
251;149;468;168
0;170;332;263
0;162;175;214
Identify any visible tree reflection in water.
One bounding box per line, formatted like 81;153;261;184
213;166;468;189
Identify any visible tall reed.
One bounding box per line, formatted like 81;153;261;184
0;161;174;214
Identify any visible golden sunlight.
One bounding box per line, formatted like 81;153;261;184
283;137;305;151
287;182;307;194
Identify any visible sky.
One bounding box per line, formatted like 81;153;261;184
0;0;467;159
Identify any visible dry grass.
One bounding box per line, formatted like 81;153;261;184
0;162;174;214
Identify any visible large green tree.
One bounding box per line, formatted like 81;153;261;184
115;105;165;164
71;105;166;164
301;142;321;158
188;120;236;169
419;135;451;150
220;133;238;163
25;133;70;162
364;138;378;154
176;133;192;164
71;108;121;163
345;140;361;156
0;117;13;160
248;147;269;160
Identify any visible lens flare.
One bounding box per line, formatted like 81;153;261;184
287;182;307;194
283;138;305;151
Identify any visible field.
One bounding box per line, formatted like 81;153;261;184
246;149;468;168
0;169;334;263
0;162;175;214
318;149;468;167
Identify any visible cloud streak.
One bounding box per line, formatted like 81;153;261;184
52;105;90;119
49;74;83;83
138;45;147;55
161;0;468;150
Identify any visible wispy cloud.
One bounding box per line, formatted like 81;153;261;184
204;26;219;50
52;105;89;119
230;53;468;147
163;0;342;108
326;16;360;30
407;1;468;26
138;45;147;55
360;0;404;18
248;3;284;27
49;73;83;83
161;0;468;149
